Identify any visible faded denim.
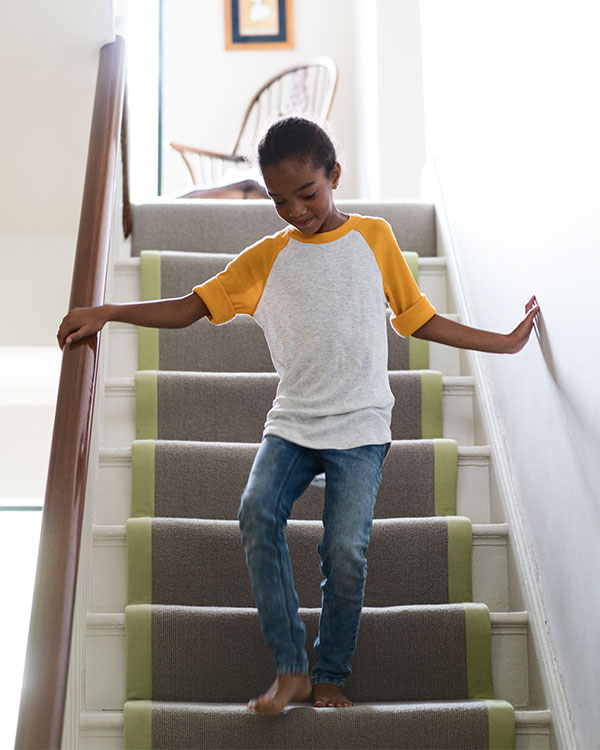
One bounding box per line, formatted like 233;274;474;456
238;434;389;686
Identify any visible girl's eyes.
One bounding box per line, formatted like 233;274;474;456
274;192;317;206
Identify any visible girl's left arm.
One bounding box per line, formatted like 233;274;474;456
412;295;539;354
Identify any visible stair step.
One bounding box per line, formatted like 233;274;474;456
91;521;508;613
129;199;438;258
124;698;514;750
112;255;448;313
79;707;553;750
102;374;474;447
106;316;461;378
95;444;492;526
139;437;459;519
83;609;528;711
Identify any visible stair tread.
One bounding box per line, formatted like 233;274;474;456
81;706;552;723
87;609;528;624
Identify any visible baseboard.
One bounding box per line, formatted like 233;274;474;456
421;159;575;750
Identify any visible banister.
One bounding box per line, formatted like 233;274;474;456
15;36;126;750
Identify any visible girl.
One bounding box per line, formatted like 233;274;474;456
58;116;539;715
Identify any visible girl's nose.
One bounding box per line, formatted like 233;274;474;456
288;201;306;217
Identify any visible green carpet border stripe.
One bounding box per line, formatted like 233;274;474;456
409;336;430;370
464;602;494;699
404;251;419;281
127;518;153;605
126;605;152;701
138;252;161;371
136;371;158;440
124;700;152;750
132;440;156;518
138;326;159;372
434;439;458;516
486;699;516;750
420;370;443;438
447;516;473;603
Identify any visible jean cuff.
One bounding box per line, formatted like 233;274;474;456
310;676;346;687
277;664;309;676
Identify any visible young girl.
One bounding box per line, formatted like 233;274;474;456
58;116;539;716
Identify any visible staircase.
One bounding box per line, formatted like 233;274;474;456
67;199;553;748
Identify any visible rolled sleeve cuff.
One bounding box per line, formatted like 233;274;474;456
391;295;436;337
193;277;236;324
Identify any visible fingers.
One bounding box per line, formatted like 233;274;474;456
525;295;539;315
57;308;96;350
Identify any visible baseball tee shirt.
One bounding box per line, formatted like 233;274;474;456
193;214;436;449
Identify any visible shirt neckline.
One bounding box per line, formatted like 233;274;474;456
288;214;359;244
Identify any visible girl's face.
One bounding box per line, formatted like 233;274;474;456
261;158;348;234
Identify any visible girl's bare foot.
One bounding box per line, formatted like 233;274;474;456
247;674;312;714
313;682;353;708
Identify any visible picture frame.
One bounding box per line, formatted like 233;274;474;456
224;0;294;50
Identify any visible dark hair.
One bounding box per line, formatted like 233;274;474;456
258;116;337;175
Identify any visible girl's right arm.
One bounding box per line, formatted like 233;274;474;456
57;292;208;350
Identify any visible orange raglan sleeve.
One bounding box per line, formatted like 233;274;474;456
192;231;290;324
357;217;436;336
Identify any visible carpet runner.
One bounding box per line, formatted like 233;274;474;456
135;370;443;443
130;438;458;520
123;237;515;748
137;249;429;372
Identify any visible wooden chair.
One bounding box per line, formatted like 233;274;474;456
170;58;338;191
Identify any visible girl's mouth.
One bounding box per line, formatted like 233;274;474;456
295;217;314;228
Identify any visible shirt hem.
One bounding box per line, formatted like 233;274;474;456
263;425;392;451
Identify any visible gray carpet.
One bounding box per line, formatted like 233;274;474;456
131;200;437;257
126;604;491;704
131;438;458;520
127;516;472;608
135;370;442;443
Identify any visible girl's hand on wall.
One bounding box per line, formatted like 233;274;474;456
505;296;540;354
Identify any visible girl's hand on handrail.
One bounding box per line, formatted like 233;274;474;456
58;305;110;349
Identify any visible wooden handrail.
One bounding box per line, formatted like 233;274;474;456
15;36;126;750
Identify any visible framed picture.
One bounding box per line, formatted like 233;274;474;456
224;0;294;50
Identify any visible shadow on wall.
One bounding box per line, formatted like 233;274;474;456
535;312;600;518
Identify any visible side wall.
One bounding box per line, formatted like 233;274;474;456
0;1;114;346
420;2;600;746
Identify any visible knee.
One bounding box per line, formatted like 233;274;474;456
321;538;368;583
238;488;262;533
238;486;282;544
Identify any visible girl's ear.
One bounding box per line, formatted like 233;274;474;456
330;162;342;189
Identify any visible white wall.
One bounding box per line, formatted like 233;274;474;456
0;1;114;346
420;1;600;745
372;0;425;199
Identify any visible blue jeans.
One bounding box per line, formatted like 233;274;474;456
238;434;389;686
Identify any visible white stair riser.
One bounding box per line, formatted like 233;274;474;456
95;448;491;526
89;525;509;614
101;378;475;447
106;324;461;379
83;615;528;711
110;258;449;314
